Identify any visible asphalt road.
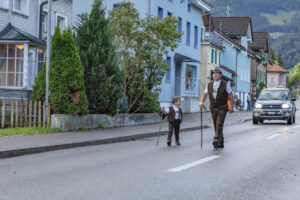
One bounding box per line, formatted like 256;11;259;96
0;111;300;200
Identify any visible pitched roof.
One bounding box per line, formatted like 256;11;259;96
0;23;46;46
212;17;252;37
267;64;288;73
248;32;269;51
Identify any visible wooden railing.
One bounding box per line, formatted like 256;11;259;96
0;99;50;128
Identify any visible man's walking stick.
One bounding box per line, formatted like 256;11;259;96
201;107;203;148
156;114;164;146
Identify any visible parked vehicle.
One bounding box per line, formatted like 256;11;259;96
253;88;296;125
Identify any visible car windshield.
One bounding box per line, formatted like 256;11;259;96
258;90;290;100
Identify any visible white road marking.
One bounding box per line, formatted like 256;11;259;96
293;125;300;129
167;155;221;172
265;134;281;140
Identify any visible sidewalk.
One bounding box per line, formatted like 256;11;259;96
0;111;252;158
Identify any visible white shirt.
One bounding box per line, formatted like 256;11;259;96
204;80;232;99
164;105;181;120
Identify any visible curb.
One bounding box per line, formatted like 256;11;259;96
0;125;210;159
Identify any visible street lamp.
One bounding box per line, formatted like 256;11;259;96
45;0;52;122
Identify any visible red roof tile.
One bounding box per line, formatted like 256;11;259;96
267;64;288;73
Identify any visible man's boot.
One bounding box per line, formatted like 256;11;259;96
212;137;219;149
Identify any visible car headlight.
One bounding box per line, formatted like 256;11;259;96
255;103;262;109
282;103;290;109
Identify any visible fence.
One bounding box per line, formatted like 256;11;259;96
0;99;51;128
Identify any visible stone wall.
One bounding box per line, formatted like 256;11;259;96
51;113;161;131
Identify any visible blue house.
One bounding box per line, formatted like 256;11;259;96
72;0;212;113
212;17;253;110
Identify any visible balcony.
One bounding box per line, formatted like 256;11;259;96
202;31;223;49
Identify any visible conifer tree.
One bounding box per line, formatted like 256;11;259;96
277;51;285;68
32;28;89;115
74;0;123;115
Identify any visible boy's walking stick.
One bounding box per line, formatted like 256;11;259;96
201;107;203;148
156;114;164;146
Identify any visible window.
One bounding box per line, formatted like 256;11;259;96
158;7;163;19
0;44;24;87
186;22;191;46
113;4;119;10
0;0;9;9
165;57;171;82
56;14;67;32
187;4;191;13
13;0;29;15
211;49;214;63
167;11;172;16
41;12;47;39
186;65;196;91
215;50;217;64
194;26;198;48
177;17;182;42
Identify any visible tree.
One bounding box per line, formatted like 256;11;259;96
269;47;276;64
287;63;300;88
109;2;182;113
74;0;123;115
277;51;285;68
32;27;89;115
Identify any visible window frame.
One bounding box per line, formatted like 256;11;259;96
185;65;197;92
186;21;191;46
55;13;68;32
194;26;198;48
158;6;163;19
12;0;29;16
165;57;171;83
177;17;182;42
0;44;24;88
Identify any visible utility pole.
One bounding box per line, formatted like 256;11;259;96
45;0;52;121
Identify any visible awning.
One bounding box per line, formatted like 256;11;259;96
220;65;236;76
174;53;200;63
0;23;46;46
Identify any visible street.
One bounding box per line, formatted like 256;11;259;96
1;109;300;200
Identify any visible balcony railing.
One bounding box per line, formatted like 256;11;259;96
202;31;223;48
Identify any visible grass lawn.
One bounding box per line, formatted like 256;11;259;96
0;127;61;137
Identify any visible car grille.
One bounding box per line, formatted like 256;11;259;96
262;105;281;109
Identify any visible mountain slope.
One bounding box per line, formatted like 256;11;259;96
211;0;300;69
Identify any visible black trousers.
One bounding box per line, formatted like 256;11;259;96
168;120;181;142
210;104;228;144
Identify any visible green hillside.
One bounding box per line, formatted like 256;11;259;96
211;0;300;69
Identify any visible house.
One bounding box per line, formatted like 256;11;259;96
267;64;288;88
72;0;213;113
248;32;270;93
0;0;72;99
212;17;253;110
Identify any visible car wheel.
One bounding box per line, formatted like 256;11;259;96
260;120;264;124
287;116;293;125
253;118;258;125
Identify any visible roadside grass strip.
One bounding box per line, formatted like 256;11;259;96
0;127;61;137
167;155;221;172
